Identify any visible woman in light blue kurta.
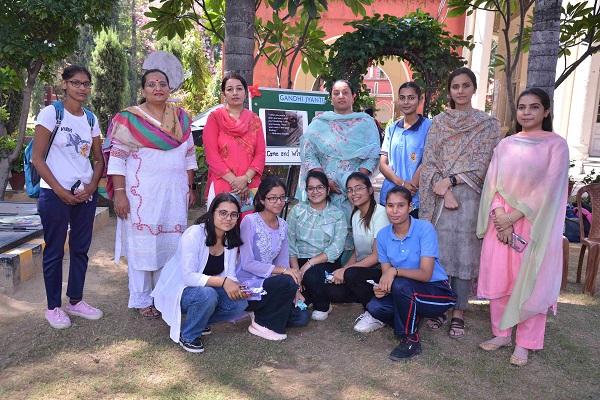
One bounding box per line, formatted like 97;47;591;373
298;80;380;248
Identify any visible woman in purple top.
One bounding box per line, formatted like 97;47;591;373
237;176;310;340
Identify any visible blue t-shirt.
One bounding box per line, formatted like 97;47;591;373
376;217;448;282
380;116;431;208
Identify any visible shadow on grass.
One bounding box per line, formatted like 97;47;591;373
1;225;599;399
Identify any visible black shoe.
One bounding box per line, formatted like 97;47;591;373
201;326;212;336
389;339;422;361
179;336;205;353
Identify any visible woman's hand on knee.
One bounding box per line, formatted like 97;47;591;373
224;279;247;301
379;268;396;293
332;267;346;284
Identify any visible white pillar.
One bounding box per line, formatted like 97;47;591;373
463;9;495;110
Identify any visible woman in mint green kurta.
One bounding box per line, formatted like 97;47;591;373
297;80;380;249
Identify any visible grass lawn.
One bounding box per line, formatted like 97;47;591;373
0;219;599;400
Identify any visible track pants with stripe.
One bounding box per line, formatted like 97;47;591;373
367;277;456;338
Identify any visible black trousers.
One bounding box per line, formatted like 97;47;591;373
301;258;381;311
246;274;308;334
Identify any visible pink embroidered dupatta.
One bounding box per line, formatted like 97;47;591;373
477;131;569;329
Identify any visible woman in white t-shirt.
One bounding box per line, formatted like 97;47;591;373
327;171;389;332
32;65;104;330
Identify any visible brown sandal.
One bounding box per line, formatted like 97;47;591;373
426;314;447;330
139;305;160;319
448;317;465;339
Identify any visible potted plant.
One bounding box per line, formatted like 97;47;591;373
9;144;25;191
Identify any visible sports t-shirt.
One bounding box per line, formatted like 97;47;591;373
35;104;101;190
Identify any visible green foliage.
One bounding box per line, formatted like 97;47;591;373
144;0;374;88
204;59;223;109
324;11;469;116
0;135;24;172
0;1;113;72
195;146;208;179
90;29;129;132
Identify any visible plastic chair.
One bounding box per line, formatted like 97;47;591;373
576;184;600;295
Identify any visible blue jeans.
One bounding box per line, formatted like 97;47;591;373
180;286;248;342
38;188;97;309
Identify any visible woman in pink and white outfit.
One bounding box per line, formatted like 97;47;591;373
476;88;569;366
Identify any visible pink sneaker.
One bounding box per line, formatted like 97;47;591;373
65;300;103;320
248;320;287;341
45;307;72;329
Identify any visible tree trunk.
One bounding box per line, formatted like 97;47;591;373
224;0;255;89
526;0;561;102
0;61;41;200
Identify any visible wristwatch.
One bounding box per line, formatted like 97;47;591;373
246;175;252;184
449;174;457;187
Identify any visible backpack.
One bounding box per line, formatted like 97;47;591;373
24;101;95;198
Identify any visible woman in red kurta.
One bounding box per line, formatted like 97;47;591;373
203;73;266;216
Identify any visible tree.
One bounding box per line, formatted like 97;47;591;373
449;0;534;126
325;12;469;116
223;0;255;84
90;29;129;132
0;0;112;199
525;0;561;99
143;0;375;90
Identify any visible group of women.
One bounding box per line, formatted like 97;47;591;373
33;63;568;367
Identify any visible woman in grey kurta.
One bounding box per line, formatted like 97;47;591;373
419;67;500;338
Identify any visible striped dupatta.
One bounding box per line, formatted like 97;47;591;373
102;104;192;199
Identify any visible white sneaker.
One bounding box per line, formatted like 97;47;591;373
311;305;333;321
45;307;72;329
353;311;385;333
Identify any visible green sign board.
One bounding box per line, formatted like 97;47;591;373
250;87;332;165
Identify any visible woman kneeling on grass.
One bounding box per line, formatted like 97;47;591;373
366;186;457;360
152;193;249;353
237;176;310;341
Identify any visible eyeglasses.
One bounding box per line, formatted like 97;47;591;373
398;95;417;102
145;81;169;89
216;210;240;220
346;185;368;194
306;185;326;193
265;195;289;204
68;80;92;89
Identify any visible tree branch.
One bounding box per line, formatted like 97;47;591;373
555;44;600;87
197;0;224;41
286;17;313;88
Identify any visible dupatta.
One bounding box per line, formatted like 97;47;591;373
102;103;192;199
298;111;380;197
477;131;569;329
419;109;500;222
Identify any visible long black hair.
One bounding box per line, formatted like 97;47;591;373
447;67;477;109
254;176;286;212
515;87;553;132
346;172;376;230
306;169;331;203
195;193;243;249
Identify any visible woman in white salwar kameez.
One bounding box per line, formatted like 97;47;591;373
104;69;197;318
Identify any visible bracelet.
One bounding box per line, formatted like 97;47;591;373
221;277;227;287
507;214;513;225
114;188;125;191
449;174;457;187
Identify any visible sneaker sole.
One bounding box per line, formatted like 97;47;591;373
248;324;287;341
388;348;422;361
65;310;103;320
46;320;71;329
354;324;385;333
179;342;205;353
201;330;212;336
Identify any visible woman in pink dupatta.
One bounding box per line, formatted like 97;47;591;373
203;73;266;216
476;88;569;366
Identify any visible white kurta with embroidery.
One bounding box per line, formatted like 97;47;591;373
107;134;197;273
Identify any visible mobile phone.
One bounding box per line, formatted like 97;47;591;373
70;180;81;195
366;279;380;288
510;232;528;253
